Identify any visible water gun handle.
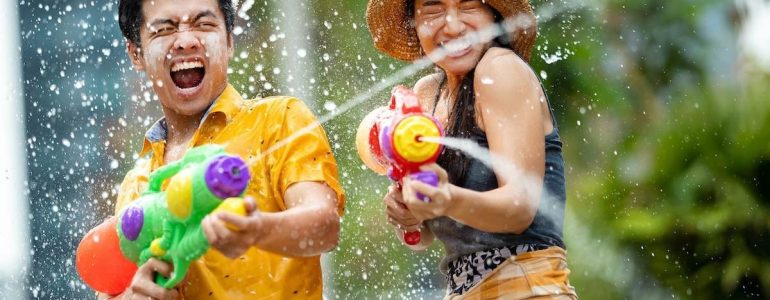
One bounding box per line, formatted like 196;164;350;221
400;171;439;245
155;197;248;288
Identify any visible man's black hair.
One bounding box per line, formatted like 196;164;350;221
118;0;235;46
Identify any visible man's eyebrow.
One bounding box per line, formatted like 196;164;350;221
149;18;176;27
148;10;217;27
191;10;217;22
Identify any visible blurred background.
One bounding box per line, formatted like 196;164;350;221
1;0;769;299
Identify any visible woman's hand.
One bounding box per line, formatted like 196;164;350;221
202;197;264;259
402;163;454;220
119;258;181;300
384;184;422;232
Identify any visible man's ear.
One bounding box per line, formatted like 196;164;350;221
126;40;145;71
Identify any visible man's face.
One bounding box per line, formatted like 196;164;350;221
128;0;232;118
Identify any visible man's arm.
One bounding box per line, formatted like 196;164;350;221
203;181;340;258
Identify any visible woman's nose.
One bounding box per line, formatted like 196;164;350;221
443;9;466;37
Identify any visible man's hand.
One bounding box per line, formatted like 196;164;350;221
119;258;180;300
202;197;264;258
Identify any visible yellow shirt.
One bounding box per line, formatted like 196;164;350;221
114;84;345;299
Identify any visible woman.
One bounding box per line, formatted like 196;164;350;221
366;0;578;298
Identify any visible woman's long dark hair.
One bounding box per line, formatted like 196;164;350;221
434;71;476;184
430;9;515;185
405;1;518;184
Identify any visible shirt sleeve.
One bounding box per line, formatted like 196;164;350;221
267;98;345;214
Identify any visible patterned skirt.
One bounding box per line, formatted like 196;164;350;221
444;246;578;299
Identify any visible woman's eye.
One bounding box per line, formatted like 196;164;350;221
419;7;444;17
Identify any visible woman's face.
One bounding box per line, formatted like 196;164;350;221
414;0;497;76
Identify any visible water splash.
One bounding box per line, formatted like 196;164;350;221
422;136;562;228
249;4;590;165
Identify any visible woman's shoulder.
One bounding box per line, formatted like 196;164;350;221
475;47;534;82
413;73;442;110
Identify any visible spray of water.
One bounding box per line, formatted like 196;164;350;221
228;1;673;297
421;136;561;230
249;7;579;165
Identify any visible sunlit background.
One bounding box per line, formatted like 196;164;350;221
1;0;769;299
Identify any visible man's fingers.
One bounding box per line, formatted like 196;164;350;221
131;259;175;299
202;216;219;244
217;212;251;231
243;196;258;214
143;258;173;277
210;215;233;240
163;289;181;300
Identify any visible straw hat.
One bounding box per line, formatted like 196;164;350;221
366;0;538;62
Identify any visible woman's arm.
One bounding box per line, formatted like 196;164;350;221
403;49;547;234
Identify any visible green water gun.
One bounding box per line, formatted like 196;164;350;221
116;144;251;288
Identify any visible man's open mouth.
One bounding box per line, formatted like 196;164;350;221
170;60;205;89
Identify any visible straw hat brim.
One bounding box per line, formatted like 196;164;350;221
366;0;538;62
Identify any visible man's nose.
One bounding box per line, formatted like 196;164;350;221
173;30;201;51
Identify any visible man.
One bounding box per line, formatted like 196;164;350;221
102;0;345;299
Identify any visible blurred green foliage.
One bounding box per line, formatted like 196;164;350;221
529;0;770;299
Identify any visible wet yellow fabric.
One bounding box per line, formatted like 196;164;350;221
114;84;345;299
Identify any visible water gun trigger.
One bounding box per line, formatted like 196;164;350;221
212;197;249;231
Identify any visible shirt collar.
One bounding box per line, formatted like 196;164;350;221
139;84;244;156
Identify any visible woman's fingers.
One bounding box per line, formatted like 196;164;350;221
420;163;449;183
409;180;440;201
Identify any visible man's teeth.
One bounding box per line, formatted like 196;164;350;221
171;61;203;72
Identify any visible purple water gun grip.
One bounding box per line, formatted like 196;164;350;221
410;171;439;202
205;156;251;199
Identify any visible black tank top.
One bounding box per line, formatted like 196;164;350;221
426;87;566;274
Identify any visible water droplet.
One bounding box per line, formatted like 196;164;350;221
323;101;337;111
